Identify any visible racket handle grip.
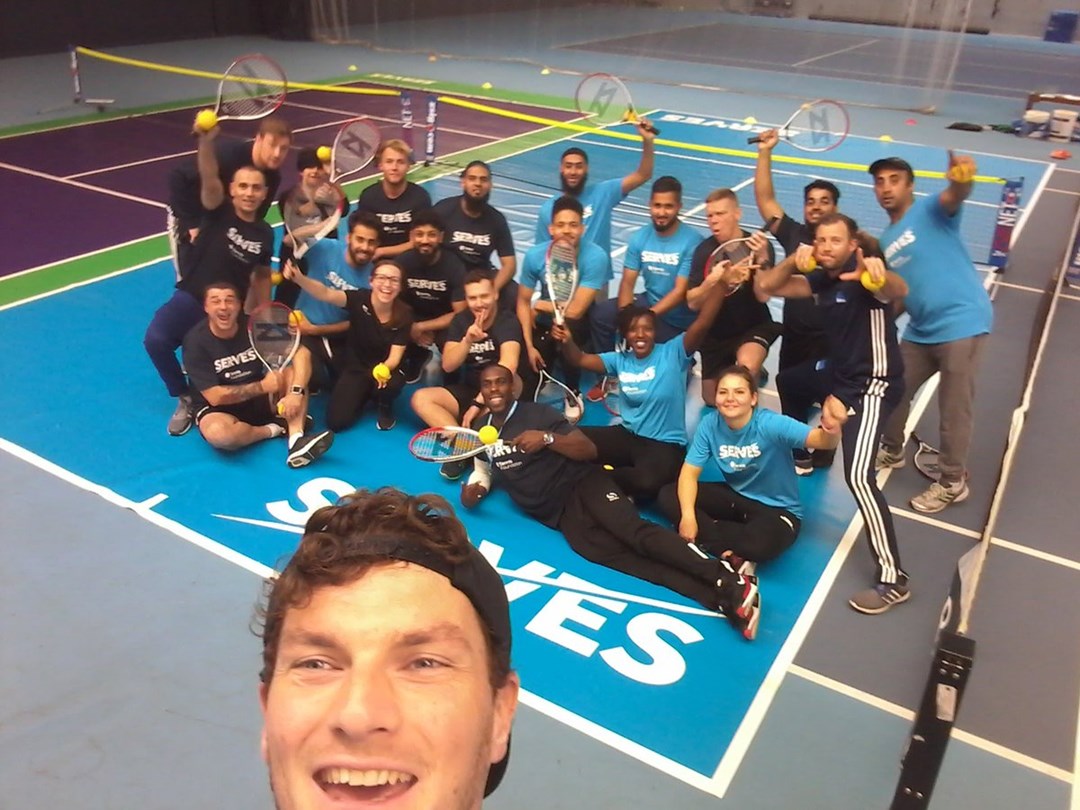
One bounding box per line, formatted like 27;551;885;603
554;311;565;327
747;135;763;145
642;121;660;135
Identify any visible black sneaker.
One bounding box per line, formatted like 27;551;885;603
286;429;334;468
717;560;760;641
377;403;396;431
440;458;469;481
274;413;315;434
404;348;432;384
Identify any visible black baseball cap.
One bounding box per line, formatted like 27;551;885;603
868;157;914;178
296;147;324;171
336;532;513;797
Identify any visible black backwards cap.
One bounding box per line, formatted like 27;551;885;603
336;532;512;797
868;156;915;178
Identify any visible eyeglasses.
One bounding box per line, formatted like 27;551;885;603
371;274;402;286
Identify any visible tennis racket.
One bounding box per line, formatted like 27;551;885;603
248;302;301;372
328;117;381;183
747;99;849;153
544;239;579;326
911;432;942;481
534;368;585;425
281;183;345;261
704;235;767;296
574;73;660;135
409;426;502;462
213;54;287;123
603;384;621;418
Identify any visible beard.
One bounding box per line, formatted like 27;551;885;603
560;175;587;195
464;191;490;211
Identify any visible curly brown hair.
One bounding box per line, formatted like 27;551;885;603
255;487;511;689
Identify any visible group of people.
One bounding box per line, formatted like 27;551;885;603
144;107;992;631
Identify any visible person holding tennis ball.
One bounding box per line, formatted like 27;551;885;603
755;212;912;615
870;153;991;516
283;259;413;432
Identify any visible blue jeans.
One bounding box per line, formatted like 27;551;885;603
144;289;204;397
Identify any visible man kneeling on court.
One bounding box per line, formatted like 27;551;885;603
459;364;761;640
181;282;333;468
256;486;519;809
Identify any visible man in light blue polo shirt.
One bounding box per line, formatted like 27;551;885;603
518;196;610;420
533;121;656;262
871;153;992;513
292;210;378;382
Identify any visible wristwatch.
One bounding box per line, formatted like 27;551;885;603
290;385;306;397
542;432;555;446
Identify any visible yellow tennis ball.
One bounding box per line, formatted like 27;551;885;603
348;64;358;72
277;400;285;416
743;116;757;125
481;82;493;89
372;362;391;382
947;164;975;183
195;109;218;131
316;145;331;162
289;310;305;325
270;271;283;286
541;67;551;75
478;425;499;445
879;134;894;142
603;464;614;471
861;270;886;292
800;256;817;274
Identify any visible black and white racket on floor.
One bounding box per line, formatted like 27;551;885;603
747;99;849;153
194;54;287;131
534;368;585;425
574;72;660;135
409;426;502;462
911;432;942;481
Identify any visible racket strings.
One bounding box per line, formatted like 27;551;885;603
332;120;381;181
413;430;483;460
250;308;297;370
218;59;286;118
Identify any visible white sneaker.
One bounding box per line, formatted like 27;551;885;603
564;394;583;424
910;479;969;514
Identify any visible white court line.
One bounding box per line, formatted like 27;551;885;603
991;537;1080;573
0;255;162;312
0;160;165;208
890;505;982;539
1046;188;1080;197
0;231;164;285
791;39;880;68
789;664;1073;784
0;436;275;580
66;148;194;179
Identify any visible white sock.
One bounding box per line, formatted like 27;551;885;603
266;423;286;439
288;432;302;449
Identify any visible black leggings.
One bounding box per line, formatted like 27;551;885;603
326;364;406;432
580;424;685;503
558;470;722;610
657;481;801;562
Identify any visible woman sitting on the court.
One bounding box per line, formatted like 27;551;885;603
551;259;738;502
657;365;840;571
283;259;412;432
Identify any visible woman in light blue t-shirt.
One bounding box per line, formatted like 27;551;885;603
658;365;840;571
554;264;735;502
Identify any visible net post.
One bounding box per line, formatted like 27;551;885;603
890;631;976;809
424;94;438;167
69;45;83;104
987;177;1024;272
401;91;414;153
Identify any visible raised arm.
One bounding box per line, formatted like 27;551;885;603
620;121;657;196
197;128;225;211
281;260;347;308
939;150;976;216
753;129;785;226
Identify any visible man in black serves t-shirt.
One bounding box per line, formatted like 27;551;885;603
166;115;290;281
459;364;762;641
433;160;518;311
147;124;276;438
410;274;524;480
397;209;468;383
182;282;333;469
356;138;432;261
